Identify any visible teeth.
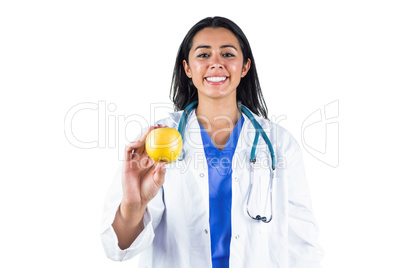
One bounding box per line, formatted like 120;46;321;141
206;77;227;82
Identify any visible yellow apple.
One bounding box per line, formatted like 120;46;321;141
145;128;183;163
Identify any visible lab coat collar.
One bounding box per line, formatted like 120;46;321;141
167;105;270;155
167;105;268;130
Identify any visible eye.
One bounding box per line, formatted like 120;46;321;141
223;52;235;57
197;53;209;58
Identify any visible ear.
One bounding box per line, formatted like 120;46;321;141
241;58;251;78
183;60;192;78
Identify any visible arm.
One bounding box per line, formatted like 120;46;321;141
101;126;167;261
112;198;147;250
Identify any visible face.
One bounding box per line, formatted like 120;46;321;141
183;27;251;101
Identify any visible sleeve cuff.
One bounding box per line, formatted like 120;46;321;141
101;207;155;261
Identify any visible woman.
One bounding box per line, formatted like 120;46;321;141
101;17;323;267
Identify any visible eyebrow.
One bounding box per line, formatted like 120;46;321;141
194;45;238;51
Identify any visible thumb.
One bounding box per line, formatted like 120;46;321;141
153;162;166;188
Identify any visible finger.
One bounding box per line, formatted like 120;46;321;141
132;154;151;172
127;126;157;157
136;124;166;154
125;141;141;161
152;162;166;188
127;125;166;161
127;151;151;172
138;125;159;144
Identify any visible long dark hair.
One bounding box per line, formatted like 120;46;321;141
170;16;269;119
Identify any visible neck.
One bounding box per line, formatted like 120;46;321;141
196;97;240;126
195;97;241;149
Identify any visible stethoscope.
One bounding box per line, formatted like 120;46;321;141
177;101;276;223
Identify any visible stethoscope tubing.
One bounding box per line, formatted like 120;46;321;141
177;101;276;223
178;101;275;170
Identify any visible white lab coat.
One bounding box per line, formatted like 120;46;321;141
101;109;324;267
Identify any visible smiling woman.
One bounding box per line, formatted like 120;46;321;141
183;27;251;104
101;16;323;268
170;17;268;119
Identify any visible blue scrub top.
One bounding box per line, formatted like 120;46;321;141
199;115;244;268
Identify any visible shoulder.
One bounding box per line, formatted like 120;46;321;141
131;111;184;141
154;111;184;129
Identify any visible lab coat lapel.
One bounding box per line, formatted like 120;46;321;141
174;110;210;216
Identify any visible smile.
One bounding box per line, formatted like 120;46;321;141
205;76;227;82
204;76;228;84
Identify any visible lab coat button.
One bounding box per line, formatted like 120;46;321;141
234;177;239;182
204;229;208;234
199;173;205;178
235;235;240;239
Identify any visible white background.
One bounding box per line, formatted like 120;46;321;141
1;0;401;267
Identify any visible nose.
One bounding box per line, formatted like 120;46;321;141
209;54;224;70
